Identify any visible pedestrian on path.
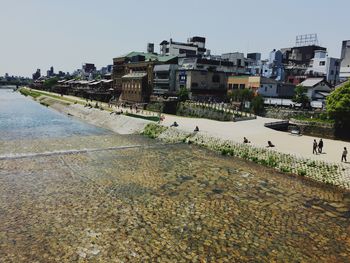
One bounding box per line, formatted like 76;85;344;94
318;139;324;153
341;147;347;162
313;139;318;155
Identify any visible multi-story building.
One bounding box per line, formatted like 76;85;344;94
153;64;178;96
305;50;340;86
32;69;41;80
46;66;54;77
227;76;296;98
175;56;240;101
281;39;327;84
340;40;350;80
113;52;177;103
176;69;228;101
159;36;206;57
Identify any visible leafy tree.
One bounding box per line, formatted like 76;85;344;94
251;94;265;115
292;85;310;108
43;77;58;90
326;81;350;126
229;89;254;103
177;86;189;101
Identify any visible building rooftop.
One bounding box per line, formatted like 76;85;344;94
300;78;324;87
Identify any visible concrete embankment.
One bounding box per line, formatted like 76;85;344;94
48;100;151;135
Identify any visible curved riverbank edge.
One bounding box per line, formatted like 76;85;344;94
143;123;350;191
21;91;350;191
46;99;151;135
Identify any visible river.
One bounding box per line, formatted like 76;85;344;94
0;89;349;262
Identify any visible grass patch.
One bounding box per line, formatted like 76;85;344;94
19;88;83;105
125;113;160;122
294;115;335;124
19;88;42;98
142;123;168;138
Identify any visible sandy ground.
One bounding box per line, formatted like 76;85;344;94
161;114;350;165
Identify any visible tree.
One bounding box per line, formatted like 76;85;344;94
43;77;58;90
229;89;254;103
326;81;350;126
177;86;189;101
251;94;265;115
292;85;310;108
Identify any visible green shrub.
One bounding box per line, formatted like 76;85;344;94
142;123;168;139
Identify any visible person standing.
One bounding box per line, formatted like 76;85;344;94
318;139;324;153
342;147;347;162
313;139;318;155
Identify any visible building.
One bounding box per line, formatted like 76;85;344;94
221;52;248;68
153;64;178;96
340;40;350;79
177;69;228;101
159;36;206;57
32;69;41;80
247;53;261;61
281;36;327;84
113;52;177;103
227;76;295;98
82;63;96;76
305;50;340;86
46;66;54;77
299;78;332;101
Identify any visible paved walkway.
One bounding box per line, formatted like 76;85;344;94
161;114;350;165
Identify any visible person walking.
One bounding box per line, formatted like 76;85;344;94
318;139;324;153
313;139;318;155
341;147;347;162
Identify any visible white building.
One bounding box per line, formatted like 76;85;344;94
299;78;332;101
159;36;206;57
340;40;350;79
306;50;340;85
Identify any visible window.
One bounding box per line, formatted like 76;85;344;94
319;61;326;66
270;85;272;89
228;84;233;90
239;84;245;89
191;82;198;88
233;84;239;89
330;70;334;75
265;87;267;92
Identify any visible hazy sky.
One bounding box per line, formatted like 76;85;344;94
1;0;349;77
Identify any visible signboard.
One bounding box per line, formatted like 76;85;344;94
179;71;187;84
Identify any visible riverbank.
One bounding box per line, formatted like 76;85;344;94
19;88;350;189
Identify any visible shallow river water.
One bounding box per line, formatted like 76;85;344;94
0;89;349;262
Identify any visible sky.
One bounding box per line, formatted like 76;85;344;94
0;0;349;77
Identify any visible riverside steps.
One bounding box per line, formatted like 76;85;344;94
1;88;349;262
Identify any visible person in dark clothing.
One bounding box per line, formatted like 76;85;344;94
313;139;318;154
194;126;199;132
342;147;348;162
243;137;250;144
170;121;179;127
267;141;275;147
318;139;324;153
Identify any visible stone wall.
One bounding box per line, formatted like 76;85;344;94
264;107;322;120
289;119;336;139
